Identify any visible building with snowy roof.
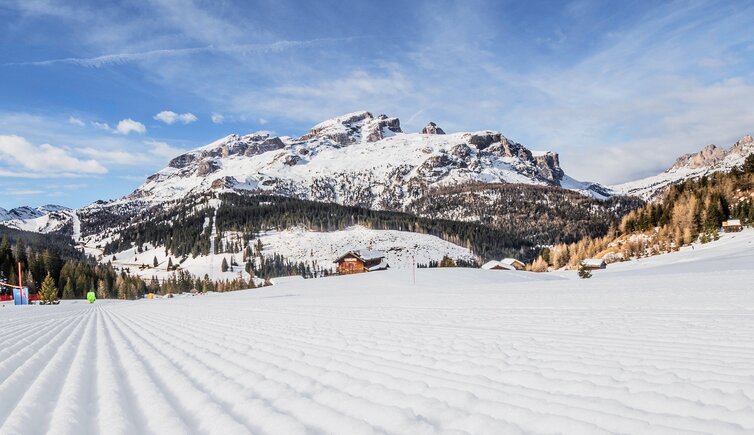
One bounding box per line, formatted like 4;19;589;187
580;258;607;270
722;219;743;232
334;250;389;274
500;258;525;270
481;258;525;271
481;260;515;270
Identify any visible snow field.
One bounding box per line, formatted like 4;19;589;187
2;230;754;434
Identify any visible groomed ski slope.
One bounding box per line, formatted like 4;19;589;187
2;230;754;434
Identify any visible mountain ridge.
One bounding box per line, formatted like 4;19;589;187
611;134;754;200
126;110;612;208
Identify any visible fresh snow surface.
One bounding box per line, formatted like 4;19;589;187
3;230;754;434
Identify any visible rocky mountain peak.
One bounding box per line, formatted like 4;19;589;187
422;122;445;135
298;111;402;145
669;143;726;171
731;134;754;156
167;132;286;170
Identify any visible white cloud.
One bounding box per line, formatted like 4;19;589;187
0;135;107;177
115;118;146;135
92;121;111;131
144;140;184;160
9;39;353;68
154;111;198;125
211;113;224;124
68;116;85;126
117;174;150;181
79;140;185;166
258;117;268;125
5;189;45;196
231;69;413;124
79;148;149;165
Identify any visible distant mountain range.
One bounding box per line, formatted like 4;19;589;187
611;135;754;200
0;204;74;234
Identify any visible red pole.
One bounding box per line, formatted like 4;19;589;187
17;262;24;303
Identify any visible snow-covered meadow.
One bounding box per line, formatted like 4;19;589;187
2;230;754;434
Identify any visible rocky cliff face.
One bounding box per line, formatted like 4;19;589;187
669;144;727;171
298;111;402;145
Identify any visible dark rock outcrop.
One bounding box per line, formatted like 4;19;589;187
422;122;445;135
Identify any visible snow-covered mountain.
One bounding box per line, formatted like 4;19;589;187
612;135;754;200
129;111;612;209
0;204;75;234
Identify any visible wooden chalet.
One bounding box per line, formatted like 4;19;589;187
334;250;389;274
481;257;525;271
500;258;525;270
722;219;743;233
580;258;607;270
481;260;515;270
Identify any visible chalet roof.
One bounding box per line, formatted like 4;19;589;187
481;260;515;270
500;258;524;266
358;250;385;261
724;219;742;226
334;249;386;263
366;259;390;271
581;258;606;267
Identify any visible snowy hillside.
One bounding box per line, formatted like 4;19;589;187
612;134;754;200
89;224;475;281
0;204;74;233
2;230;754;433
128;111;612;209
256;225;475;267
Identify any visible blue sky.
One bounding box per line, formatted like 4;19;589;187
1;0;754;209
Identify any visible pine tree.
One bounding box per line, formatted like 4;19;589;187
439;255;456;267
40;272;58;304
62;278;75;299
221;257;229;272
96;279;108;300
530;256;548;272
167;257;173;270
744;154;754;174
116;275;127;300
24;270;36;292
153;256;158;267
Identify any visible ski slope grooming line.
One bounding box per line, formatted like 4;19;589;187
2;230;754;434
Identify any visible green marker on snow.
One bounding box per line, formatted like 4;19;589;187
87;291;96;304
